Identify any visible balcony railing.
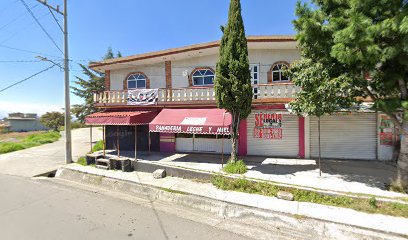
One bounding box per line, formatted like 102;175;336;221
93;83;300;106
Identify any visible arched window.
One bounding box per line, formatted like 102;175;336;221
271;63;290;82
127;73;147;89
191;68;215;86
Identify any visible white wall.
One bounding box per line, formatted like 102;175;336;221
109;63;166;90
108;49;301;90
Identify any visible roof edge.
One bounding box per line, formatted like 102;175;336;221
89;35;296;70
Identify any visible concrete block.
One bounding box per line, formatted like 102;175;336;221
153;169;166;179
277;191;294;201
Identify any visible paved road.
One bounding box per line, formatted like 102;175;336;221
0;173;249;240
0;128;102;177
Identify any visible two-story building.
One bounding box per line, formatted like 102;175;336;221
86;35;396;161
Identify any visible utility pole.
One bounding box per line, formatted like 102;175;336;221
37;0;72;164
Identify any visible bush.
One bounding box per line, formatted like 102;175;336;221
223;159;248;174
92;140;104;152
77;157;87;166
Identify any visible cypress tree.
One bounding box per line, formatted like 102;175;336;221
215;0;253;162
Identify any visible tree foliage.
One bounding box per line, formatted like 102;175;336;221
71;47;122;122
215;0;253;161
291;0;408;189
40;112;64;131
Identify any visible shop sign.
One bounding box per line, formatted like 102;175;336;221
153;125;230;134
379;115;393;146
254;113;283;139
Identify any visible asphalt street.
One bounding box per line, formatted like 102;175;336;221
0;173;249;240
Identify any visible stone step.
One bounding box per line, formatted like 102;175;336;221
95;165;109;170
96;158;110;164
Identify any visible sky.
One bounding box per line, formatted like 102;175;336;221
0;0;300;118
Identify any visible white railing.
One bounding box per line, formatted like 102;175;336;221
93;83;300;105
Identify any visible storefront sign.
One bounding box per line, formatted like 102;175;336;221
127;89;158;105
379;115;394;146
153;125;230;134
254;113;283;139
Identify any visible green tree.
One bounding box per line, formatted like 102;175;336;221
291;0;408;190
40;112;64;131
71;47;122;122
287;59;358;175
215;0;253;162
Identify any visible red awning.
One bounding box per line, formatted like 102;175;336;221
149;109;232;135
85;111;157;125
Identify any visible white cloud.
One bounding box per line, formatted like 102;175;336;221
0;101;63;118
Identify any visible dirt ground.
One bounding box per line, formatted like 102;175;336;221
0;131;46;143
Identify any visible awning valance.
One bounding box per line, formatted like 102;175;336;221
149;109;232;135
85;111;157;126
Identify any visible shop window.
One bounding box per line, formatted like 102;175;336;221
191;68;215;86
271;63;290;82
127;73;147;89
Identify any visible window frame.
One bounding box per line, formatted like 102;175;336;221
271;63;290;83
126;73;147;89
191;68;215;87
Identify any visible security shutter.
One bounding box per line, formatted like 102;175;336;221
310;113;377;160
247;111;299;157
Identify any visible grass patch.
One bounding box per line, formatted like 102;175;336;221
92;140;104;152
211;175;408;218
77;157;87;166
0;131;61;154
223;159;248;174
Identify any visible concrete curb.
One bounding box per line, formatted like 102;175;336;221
55;166;408;239
134;159;407;204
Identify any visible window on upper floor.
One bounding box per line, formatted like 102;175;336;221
271;63;290;82
127;73;147;89
191;68;215;86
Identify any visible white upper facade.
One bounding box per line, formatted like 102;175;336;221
89;36;300;91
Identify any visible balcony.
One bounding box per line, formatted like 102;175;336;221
93;83;300;107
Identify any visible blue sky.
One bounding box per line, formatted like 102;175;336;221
0;0;299;118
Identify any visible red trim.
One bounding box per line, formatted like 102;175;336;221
298;116;305;158
252;104;286;110
238;119;247;156
85;111;157;126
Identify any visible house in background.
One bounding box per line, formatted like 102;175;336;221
86;35;396;162
7;113;48;132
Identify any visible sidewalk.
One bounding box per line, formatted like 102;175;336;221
107;151;406;199
0;128;102;177
57;164;408;239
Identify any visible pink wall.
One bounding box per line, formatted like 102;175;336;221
160;133;175;152
298;117;305;158
238;119;247;156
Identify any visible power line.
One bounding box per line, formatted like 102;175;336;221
0;43;62;59
19;0;63;54
0;11;51;44
0;3;39;32
0;64;57;93
47;5;63;33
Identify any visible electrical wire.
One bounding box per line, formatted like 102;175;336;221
47;6;63;33
0;63;58;93
0;43;62;59
19;0;63;54
0;11;51;44
0;3;39;31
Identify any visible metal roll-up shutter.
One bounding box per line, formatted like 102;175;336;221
310;113;377;160
247;111;299;157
